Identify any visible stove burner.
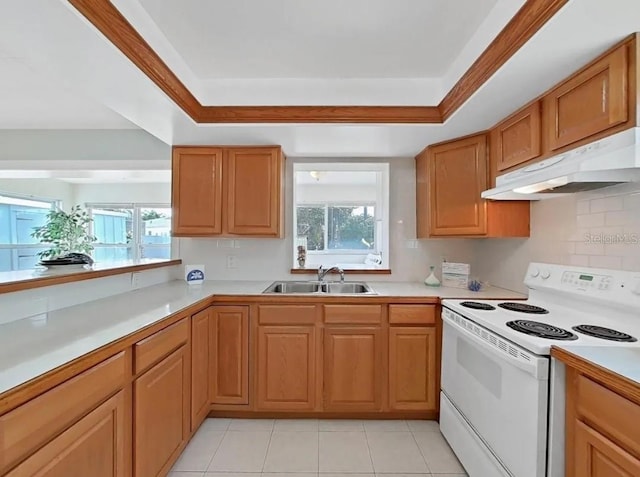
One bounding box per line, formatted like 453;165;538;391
573;325;638;342
506;320;578;340
499;302;549;314
460;301;496;311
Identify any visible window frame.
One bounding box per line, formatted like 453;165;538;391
0;192;60;271
292;162;389;269
86;203;172;262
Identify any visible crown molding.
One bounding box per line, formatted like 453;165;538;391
68;0;567;124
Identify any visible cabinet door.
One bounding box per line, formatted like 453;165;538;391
257;326;317;410
545;45;628;151
428;134;488;236
323;327;383;411
6;391;129;477
493;102;541;172
225;147;283;237
573;420;640;477
135;346;190;477
191;308;211;430
211;306;250;405
172;147;223;236
388;327;436;411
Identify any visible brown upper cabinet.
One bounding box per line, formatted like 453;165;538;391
172;146;285;237
544;44;629;151
416;133;530;238
492;102;542;173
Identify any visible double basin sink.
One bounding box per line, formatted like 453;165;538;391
263;281;375;295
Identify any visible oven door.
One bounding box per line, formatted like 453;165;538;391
440;307;549;477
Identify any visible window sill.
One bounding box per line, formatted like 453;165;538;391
0;259;182;295
290;268;391;275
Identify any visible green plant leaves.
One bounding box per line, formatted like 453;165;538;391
31;205;97;259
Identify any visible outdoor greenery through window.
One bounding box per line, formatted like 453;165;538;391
293;163;389;270
297;205;376;251
87;204;171;262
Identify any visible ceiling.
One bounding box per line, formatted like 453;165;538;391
138;0;497;79
0;57;136;129
0;0;639;161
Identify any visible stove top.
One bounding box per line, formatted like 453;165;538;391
498;302;549;314
460;301;496;311
507;320;578;340
572;325;638;342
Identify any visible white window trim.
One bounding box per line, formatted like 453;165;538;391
86;203;171;262
292;162;390;269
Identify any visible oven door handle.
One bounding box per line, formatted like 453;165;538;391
442;312;547;379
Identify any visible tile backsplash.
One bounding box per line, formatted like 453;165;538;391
475;183;640;293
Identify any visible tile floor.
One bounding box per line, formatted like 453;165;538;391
170;418;467;477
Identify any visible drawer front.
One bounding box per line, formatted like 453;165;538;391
0;351;128;474
323;305;383;324
389;305;436;325
258;305;318;325
576;375;640;457
134;317;189;374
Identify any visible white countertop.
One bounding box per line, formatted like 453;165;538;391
555;345;640;385
0;279;524;397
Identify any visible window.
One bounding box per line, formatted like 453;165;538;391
88;204;171;262
0;194;58;271
293;163;389;270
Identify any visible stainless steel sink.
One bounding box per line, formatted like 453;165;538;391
263;281;375;295
322;282;374;294
264;281;321;293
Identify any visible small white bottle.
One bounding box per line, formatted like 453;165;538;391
424;265;441;287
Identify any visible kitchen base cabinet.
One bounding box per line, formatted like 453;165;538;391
5;391;129;477
191;307;211;430
257;325;318;411
323;327;383;411
388;327;437;411
211;306;250;405
574;420;640;477
134;346;190;477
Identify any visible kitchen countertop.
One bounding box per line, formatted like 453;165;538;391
0;279;524;397
553;345;640;386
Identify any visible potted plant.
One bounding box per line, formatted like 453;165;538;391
31;205;97;260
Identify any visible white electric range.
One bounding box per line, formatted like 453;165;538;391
439;262;640;477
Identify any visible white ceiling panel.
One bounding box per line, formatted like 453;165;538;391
138;0;497;79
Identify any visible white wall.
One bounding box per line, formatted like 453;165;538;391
297;184;377;203
474;183;640;293
74;183;171;205
0;178;75;210
176;157;476;282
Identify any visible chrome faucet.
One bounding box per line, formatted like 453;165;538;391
317;265;345;283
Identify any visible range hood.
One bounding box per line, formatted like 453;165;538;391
482;128;640;200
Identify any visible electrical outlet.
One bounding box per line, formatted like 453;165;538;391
226;255;238;269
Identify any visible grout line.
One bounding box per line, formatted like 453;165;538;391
410;429;432;474
203;419;229;472
362;425;376;474
260;419;276;473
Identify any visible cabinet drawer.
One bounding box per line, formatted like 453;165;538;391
0;351;128;474
323;305;382;324
258;305;318;325
389;305;436;325
576;374;640;457
134;317;189;374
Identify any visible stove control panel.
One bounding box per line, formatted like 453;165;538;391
561;271;612;291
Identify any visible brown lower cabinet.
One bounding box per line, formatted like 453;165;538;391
323;326;384;411
5;391;128;477
388;327;437;411
210;305;250;406
0;300;444;477
257;325;318;410
134;330;190;477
